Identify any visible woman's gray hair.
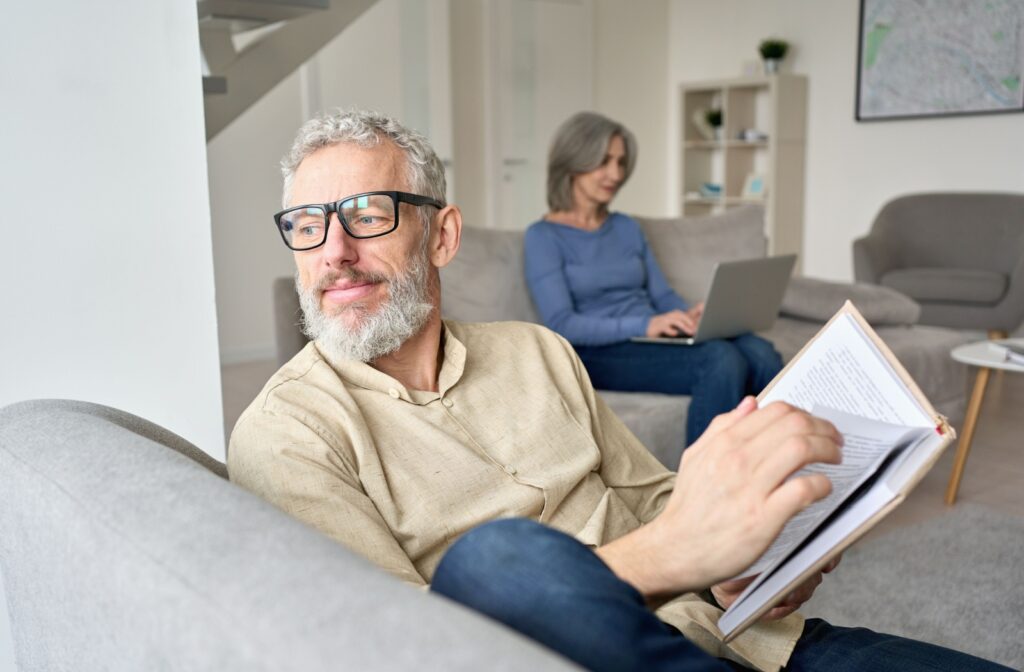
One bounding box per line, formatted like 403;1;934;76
281;109;447;219
546;111;637;212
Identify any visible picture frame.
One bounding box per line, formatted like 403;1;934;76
855;0;1024;121
742;173;767;199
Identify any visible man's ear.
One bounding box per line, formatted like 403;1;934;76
429;205;462;269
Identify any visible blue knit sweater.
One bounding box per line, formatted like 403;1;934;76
524;213;689;346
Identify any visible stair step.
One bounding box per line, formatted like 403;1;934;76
197;0;328;28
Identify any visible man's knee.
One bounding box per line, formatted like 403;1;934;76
433;518;610;619
436;519;581;587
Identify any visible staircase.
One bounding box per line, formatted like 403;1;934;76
199;0;377;140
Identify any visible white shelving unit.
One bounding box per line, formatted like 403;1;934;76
679;74;807;268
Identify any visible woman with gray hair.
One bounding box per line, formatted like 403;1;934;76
524;111;782;447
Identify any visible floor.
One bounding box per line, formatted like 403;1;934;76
868;363;1024;537
221;353;1024;530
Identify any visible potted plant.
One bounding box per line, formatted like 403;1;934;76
759;38;789;74
705;108;723;140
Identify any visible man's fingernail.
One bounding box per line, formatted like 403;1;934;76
738;396;757;411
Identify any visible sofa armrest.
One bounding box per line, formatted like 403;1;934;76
781;276;920;326
273;276;308;365
0;400;574;672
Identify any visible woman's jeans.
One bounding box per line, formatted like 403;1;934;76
574;333;783;446
432;519;1012;672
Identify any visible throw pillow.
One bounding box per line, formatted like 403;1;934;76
781;277;921;325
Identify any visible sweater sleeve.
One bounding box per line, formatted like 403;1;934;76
640;229;690;313
524;224;650;346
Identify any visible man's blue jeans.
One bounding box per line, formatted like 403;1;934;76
574;333;782;446
432;519;1012;672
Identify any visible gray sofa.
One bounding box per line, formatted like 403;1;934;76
853;192;1024;335
0;399;576;671
274;205;971;470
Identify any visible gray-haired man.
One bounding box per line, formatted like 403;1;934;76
229;109;1008;672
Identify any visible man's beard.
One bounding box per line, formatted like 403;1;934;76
297;246;435;363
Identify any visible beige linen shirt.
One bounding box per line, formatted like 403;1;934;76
229;320;802;671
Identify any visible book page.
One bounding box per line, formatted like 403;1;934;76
737;406;931;578
761;314;932;427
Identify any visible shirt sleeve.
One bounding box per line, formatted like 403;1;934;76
640;228;690;313
524;224;650;346
228;409;427;588
555;332;676;523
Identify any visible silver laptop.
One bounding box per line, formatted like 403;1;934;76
631;254;797;345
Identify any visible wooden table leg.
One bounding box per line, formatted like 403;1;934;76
945;366;991;505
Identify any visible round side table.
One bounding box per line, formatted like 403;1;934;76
945;338;1024;504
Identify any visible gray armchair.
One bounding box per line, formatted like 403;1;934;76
853;192;1024;336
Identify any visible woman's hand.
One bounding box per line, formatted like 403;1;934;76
647;309;698;337
646;303;705;338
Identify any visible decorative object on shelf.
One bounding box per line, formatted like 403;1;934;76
856;0;1024;121
759;38;789;74
705;108;723;140
691;108;715;140
699;182;722;199
742;173;767;199
739;128;769;142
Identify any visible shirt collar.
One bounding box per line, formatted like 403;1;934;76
315;320;467;404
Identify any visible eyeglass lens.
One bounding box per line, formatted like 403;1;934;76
279;193;398;248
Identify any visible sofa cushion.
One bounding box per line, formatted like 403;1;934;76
637;205;767;301
781;277;921;326
441;227;539;323
597;390;689;470
881;267;1007;304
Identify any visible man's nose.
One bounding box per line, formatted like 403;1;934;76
321;214;358;266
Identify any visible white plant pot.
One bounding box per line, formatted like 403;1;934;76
763;58;780;74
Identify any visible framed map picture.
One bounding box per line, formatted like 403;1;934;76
856;0;1024;121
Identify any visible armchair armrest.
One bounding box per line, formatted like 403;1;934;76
992;250;1024;332
852;234;897;284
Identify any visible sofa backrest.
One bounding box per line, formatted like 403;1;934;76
871;192;1024;271
441;205;767;323
636;206;767;302
441;225;541;323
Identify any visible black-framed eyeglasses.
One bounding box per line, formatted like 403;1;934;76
274;190;445;251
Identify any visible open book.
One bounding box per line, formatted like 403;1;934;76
717;301;954;642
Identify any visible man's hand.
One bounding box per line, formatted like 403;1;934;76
710;555;842;620
596;399;842;605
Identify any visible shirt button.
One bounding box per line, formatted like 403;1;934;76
388;388;400;399
442;398;454;408
503;464;517;476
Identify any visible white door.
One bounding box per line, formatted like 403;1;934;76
487;0;593;230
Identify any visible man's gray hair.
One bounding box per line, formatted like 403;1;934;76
281;108;447;212
546;111;637;212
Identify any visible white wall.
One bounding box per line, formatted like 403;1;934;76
592;0;671;218
209;0;452;364
668;0;1024;281
0;1;224;668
